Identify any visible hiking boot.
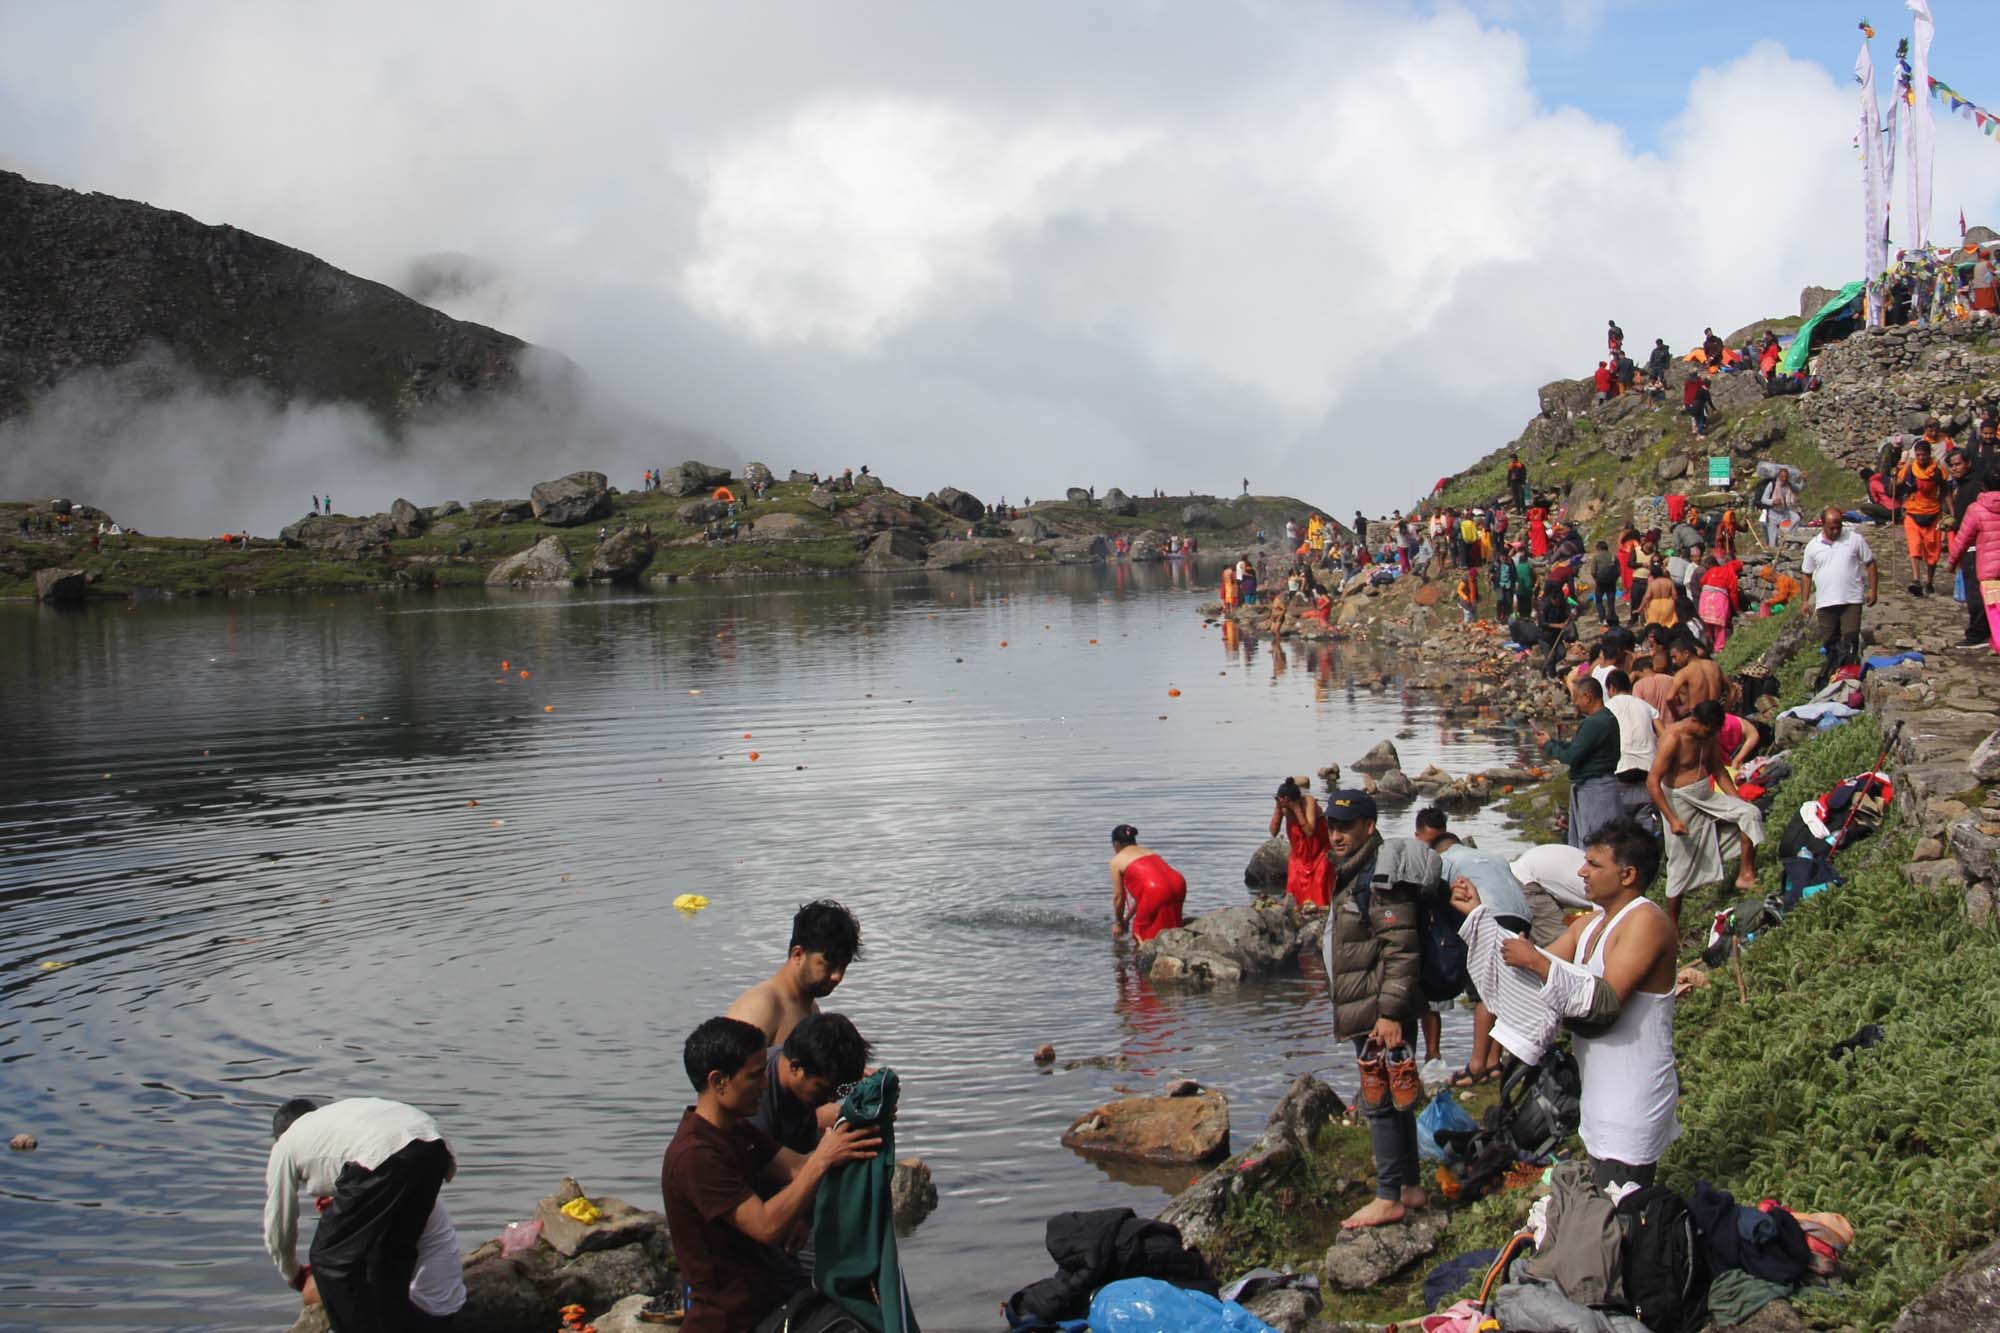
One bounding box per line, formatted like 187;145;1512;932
1356;1042;1390;1111
1908;582;1924;597
1386;1045;1423;1112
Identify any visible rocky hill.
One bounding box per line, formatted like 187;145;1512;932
0;171;529;425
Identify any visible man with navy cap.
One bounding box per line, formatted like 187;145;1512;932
1320;789;1426;1229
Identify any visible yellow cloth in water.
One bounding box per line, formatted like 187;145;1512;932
673;893;710;911
560;1197;604;1224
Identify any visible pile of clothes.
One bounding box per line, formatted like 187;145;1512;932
1416;1169;1853;1332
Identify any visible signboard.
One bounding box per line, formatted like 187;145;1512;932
1707;457;1731;487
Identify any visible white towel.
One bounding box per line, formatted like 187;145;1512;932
1459;906;1601;1065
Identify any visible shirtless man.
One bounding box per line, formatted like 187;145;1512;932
1667;632;1724;716
726;900;863;1046
1496;818;1679;1189
1647;700;1763;925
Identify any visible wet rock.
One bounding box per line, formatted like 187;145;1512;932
487;536;575;586
1157;1076;1345;1253
534;1177;663;1258
1140;897;1312;986
1061;1084;1229;1165
1103;487;1139;517
589;529;654;583
753;513;812;540
1322;1211;1447;1291
1375;767;1415;799
659;460;731;497
1033;1044;1056;1064
8;1133;35;1151
34;568;86;603
890;1157;938;1232
389;497;427;538
1353;740;1402;774
530;471;612;527
934;486;985;522
1182;504;1218;528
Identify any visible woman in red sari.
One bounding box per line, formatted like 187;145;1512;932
1268;777;1330;909
1526;505;1550;558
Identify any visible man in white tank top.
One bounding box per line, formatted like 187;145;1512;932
1497;817;1680;1190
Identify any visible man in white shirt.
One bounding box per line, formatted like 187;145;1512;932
1800;506;1878;687
1602;668;1662;833
264;1097;462;1330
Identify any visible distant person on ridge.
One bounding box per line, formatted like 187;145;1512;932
1506;455;1528;512
1607;318;1623;352
1646;338;1671;385
1594;361;1613;404
726;901;863;1046
1108;824;1187;941
1702;327;1725;367
1683;374;1712;438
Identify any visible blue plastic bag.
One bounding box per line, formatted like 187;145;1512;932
1086;1278;1280;1333
1416;1088;1479;1164
1956;568;1967;603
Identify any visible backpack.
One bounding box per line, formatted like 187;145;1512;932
1616;1186;1711;1333
1416;886;1470;1003
1432;1050;1582;1203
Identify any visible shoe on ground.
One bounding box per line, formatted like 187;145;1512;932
1908;582;1924;597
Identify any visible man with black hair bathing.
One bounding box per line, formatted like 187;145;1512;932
727;899;863;1046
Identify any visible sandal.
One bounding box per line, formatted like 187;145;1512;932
1447;1064;1502;1089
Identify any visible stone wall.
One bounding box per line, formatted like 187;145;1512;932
1803;319;2000;469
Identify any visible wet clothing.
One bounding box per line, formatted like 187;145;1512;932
812;1070;918;1333
304;1136;458;1333
1120;854;1187;941
1284;812;1333;909
663;1108;789;1333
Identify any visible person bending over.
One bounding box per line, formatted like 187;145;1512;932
727;900;863;1046
663;1018;879;1333
1108;824;1188;941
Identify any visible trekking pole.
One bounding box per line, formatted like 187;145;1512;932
1831;719;1904;850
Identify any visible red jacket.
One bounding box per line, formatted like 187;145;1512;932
1949;492;2000;580
1594;366;1614;392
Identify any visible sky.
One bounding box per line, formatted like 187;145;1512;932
6;0;2000;529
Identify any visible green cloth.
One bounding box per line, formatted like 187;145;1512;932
1543;707;1619;781
1778;281;1864;375
1707;1268;1794;1325
812;1068;918;1333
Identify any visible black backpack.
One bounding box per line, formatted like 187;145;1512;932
1497;1049;1580;1160
1415;886;1469;1003
1616;1185;1710;1333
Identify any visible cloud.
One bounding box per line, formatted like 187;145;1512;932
4;2;1998;525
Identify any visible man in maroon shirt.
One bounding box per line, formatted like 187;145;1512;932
662;1017;878;1332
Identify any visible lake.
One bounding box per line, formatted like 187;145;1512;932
0;563;1532;1330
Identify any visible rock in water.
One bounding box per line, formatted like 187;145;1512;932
1322;1211;1447;1291
658;461;732;497
529;471;612;527
1353;739;1402;773
34;568;86;603
1139;897;1313;987
1158;1073;1344;1252
1061;1084;1229;1164
487;536;575;586
588;529;654;583
934;486;985;522
389;497;427;538
860;530;928;570
533;1177;661;1257
1243;837;1290;891
8;1133;35;1151
890;1158;938;1232
1375;767;1415;799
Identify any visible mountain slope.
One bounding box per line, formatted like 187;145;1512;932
0;170;527;424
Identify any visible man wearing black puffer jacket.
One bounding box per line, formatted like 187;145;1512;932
1320;791;1427;1230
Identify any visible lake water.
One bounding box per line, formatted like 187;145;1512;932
0;563;1533;1331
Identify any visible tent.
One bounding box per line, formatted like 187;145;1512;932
713;486;736;502
1779;280;1865;375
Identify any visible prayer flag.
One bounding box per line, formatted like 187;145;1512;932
1908;0;1935;246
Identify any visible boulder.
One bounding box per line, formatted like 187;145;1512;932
49;497;73;515
34;568;87;603
788;470;815;483
1061;1083;1229;1165
1050;535;1109;562
280;513;398;553
434;500;466;518
659;461;732;497
1656;454;1690;480
890;1158;938;1233
744;462;774;485
926;539;1015;570
1375;767;1415;799
854;473;885;494
1139;896;1312;986
589;529;655;583
487;536;576;586
1243;837;1290;892
1066;487;1093;504
1970;729;2000;782
676;499;727;526
1893;1238;2000;1332
389;497;427;538
1008;516;1051;542
806;487;839;512
752;513;813;540
1353;739;1402;774
1322;1212;1448;1291
1241;1288;1319;1333
1799;285;1839;320
835;496;923;532
1182;504;1218;529
861;530;929;570
935;486;985;522
530;472;612;527
1103;488;1139;517
1159;1073;1344;1252
288;1200;673;1333
533;1177;663;1258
